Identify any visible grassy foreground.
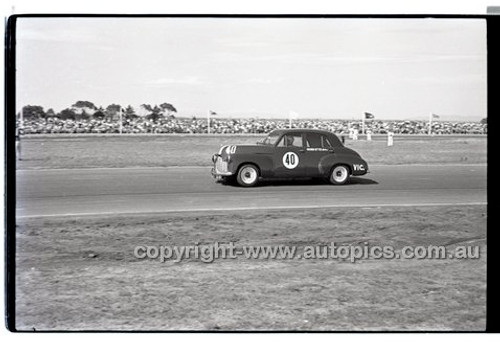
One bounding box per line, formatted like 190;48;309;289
16;205;486;331
17;135;486;169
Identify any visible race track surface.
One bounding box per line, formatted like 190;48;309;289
16;165;487;218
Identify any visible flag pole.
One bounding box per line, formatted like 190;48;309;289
207;110;211;134
119;107;123;135
362;113;365;135
428;112;432;136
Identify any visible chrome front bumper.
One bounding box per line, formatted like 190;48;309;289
211;155;233;178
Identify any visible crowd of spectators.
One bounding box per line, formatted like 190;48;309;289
18;117;487;135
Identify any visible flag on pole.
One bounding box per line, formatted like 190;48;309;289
119;107;125;134
207;110;217;134
428;112;439;135
362;112;374;135
289;111;299;128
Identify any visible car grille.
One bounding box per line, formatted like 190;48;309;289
215;157;229;173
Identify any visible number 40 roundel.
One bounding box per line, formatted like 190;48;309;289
282;152;299;169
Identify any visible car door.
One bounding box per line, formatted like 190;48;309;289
304;132;335;177
272;133;307;177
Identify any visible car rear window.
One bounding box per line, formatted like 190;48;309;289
328;133;343;147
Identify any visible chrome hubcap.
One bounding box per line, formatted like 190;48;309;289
332;167;348;182
241;167;257;184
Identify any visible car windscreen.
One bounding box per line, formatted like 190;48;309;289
259;134;280;145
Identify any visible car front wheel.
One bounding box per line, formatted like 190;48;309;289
329;165;350;185
237;164;259;187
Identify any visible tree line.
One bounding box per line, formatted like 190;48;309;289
18;102;487;125
18;101;178;122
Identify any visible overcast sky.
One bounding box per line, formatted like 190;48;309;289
16;17;487;121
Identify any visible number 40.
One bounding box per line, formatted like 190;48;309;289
285;153;296;165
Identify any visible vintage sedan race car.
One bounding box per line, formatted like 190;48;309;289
211;128;369;187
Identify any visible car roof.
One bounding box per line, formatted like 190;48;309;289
269;128;344;147
270;128;335;136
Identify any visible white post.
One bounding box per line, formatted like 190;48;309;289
207;110;211;134
362;115;365;135
387;131;394;146
428;112;432;136
20;106;24;127
289;116;292;129
119;107;123;134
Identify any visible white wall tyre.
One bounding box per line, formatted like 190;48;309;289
329;165;350;185
237;164;259;187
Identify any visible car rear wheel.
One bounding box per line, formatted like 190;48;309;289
329;165;350;185
237;164;259;187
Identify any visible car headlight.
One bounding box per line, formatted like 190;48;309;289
218;145;227;155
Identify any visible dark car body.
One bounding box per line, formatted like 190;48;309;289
211;128;368;186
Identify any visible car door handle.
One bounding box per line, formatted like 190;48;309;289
298;149;306;153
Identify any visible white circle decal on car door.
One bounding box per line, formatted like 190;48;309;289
282;152;299;169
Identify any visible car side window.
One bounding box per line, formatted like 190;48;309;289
305;133;322;148
321;135;333;149
306;133;333;149
277;134;303;147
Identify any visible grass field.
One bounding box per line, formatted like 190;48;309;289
14;134;487;331
17;134;486;169
16;205;486;331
